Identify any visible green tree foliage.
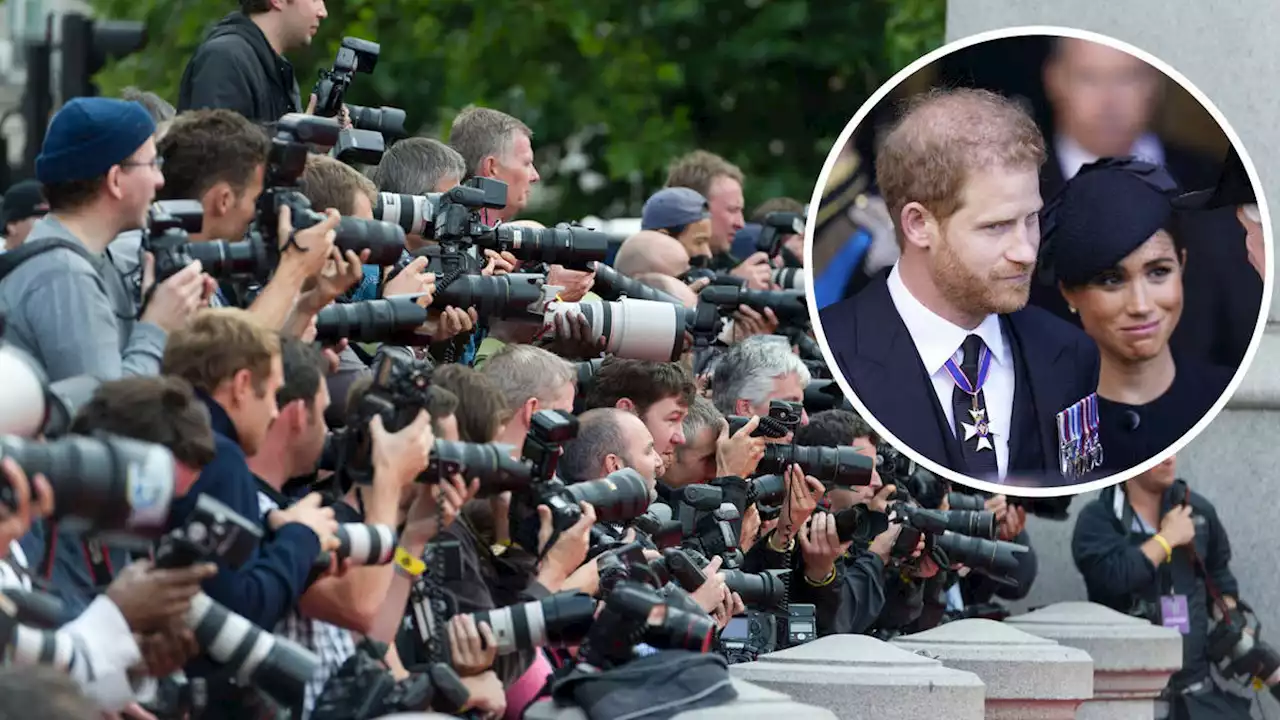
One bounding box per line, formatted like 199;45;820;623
90;0;944;223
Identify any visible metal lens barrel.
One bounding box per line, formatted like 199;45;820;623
946;492;987;512
720;569;789;608
313;296;429;345
334;216;406;266
577;299;691;362
945;509;998;539
588;263;684;305
435;274;543;320
490;225;611;269
469;592;596;655
565;468;652;524
332;524;397;565
187;239;270;279
935;531;1025;576
374;193;434;236
427;440;533;495
760;445;874;486
0;435;176;535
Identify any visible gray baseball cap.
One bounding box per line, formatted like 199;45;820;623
642;187;710;231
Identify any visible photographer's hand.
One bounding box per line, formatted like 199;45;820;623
730;252;772;290
267;493;339;552
0;458;53;554
730;305;779;343
370;411;433;490
426;306;478;343
713;591;745;630
867;523;902;563
301;247;367;311
134;620;199;678
715;416;766;478
689;555;729;614
866;484;895;514
460;670;507;717
738;503;762;552
799;512;852;583
275;204;339;280
481;249;517;276
383;255;436;301
777;465;824;544
448;614;497;677
541;309;606;360
535;502;596;591
402;474;476;546
106;560;216;634
139;257;208;333
546;265;595;303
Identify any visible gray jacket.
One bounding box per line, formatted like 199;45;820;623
0;216;167;382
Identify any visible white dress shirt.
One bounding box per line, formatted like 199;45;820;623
1056;132;1167;181
887;264;1015;479
1;540;145;712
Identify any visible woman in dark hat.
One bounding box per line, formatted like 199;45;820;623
1040;157;1236;476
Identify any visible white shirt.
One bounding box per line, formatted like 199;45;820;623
887;264;1015;479
1;540;146;712
1056;132;1167;181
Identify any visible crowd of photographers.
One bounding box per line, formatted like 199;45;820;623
0;4;1054;720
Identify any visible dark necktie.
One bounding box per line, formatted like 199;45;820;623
951;334;999;478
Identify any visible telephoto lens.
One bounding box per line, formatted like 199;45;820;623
434;273;545;320
480;225;611;270
183;593;321;709
934;531;1029;576
331;523;397;565
720;569;789;609
945;509;998;540
332;216;407;266
758;444;875;487
832;506;890;545
772;266;803;290
946;492;987;512
466;592;597;655
0;435;176;536
565;468;654;523
347;104;407;138
186;239;273;280
313;296;430;345
698;285;810;325
426;440;533;496
589;262;684;306
546;299;692;362
374;192;434;236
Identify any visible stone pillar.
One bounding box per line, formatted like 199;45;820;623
729;634;985;719
892;618;1094;719
1007;602;1182;720
523;678;838;720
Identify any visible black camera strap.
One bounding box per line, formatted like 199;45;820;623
1176;484;1232;621
36;521;115;591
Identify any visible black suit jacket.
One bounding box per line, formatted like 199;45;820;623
820;275;1101;488
1034;140;1262;370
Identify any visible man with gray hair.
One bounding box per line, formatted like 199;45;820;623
449;105;540;223
664;394;730;488
368;137;466;196
711;335;812;432
481;343;577;455
558;408;663;494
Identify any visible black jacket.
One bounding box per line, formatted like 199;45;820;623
178;12;304;123
1072;482;1239;689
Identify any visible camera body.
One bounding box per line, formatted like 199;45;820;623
314;37;380;120
154;495;262;570
337;354;435;488
755;211;805;258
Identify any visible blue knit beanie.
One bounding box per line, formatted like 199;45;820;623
36;98;157;185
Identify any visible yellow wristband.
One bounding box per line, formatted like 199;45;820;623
1153;534;1173;564
394;547;426;577
804;568;837;587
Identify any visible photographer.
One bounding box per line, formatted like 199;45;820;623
794;410;899;635
179;0;326;122
640;186;714;264
711;335;811;432
365;137;467;257
557;408;663;491
0;98;210;382
614;230;694;279
162;309;339;632
1;179;48;250
1073;456;1254;719
245;339;437;716
583;358;695;474
10;377;223;713
149;109;346;330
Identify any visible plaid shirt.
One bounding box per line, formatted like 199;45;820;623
257;492;356;718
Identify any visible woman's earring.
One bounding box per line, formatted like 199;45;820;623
1068;306;1078;314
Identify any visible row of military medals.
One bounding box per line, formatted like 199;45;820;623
1058;393;1103;480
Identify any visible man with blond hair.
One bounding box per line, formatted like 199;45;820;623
819;88;1099;488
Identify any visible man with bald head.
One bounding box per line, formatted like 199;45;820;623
1038;37;1261;369
615;230;692;278
819;87;1099;487
557;407;664;495
635;272;698;307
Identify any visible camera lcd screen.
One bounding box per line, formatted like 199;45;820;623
723;617;750;640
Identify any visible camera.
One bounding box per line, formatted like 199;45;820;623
327;523;398;566
312;639;469;720
475;223;611;271
579;580;716;669
0;433;177;537
590;262;685;306
155;496;320;709
334;128;386;166
257;114;407;266
147;200;275;285
755;443;875;487
698;285;810;325
802;379;853;414
375;178;507;276
464;591;597;656
336;355;533;495
947;489;1073;522
0;336;100;439
1207;603;1280;699
313;37;380;119
756;211;804;258
542;297;693;362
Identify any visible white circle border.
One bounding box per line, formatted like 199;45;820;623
803;24;1275;498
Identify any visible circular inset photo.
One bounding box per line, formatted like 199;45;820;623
806;26;1271;497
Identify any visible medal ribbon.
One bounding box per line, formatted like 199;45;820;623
943;344;992;397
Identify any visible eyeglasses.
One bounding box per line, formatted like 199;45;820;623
120;157;165;171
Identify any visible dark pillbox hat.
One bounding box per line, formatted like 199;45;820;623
1041;157;1180;287
36;97;156;186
